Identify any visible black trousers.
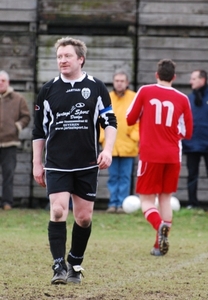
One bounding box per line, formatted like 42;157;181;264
0;146;17;206
186;152;208;206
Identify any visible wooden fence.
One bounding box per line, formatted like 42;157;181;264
0;0;207;208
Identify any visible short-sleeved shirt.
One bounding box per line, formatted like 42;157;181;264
33;73;117;171
127;84;193;163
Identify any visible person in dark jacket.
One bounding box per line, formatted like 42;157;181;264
182;70;208;209
0;70;30;210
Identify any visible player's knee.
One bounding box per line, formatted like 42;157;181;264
77;216;92;228
52;204;64;219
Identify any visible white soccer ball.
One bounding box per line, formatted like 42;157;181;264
122;195;141;214
171;196;180;211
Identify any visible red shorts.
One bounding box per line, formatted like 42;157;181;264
136;160;181;194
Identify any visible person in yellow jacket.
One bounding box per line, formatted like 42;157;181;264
100;70;139;213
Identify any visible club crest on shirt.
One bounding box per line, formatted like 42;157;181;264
81;88;91;99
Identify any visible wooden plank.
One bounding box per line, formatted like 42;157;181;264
9;82;34;92
139;2;208;26
138;61;208;73
0;11;36;22
0;33;36;83
137;71;189;86
38;58;133;75
139;36;208;49
0;24;30;32
139;27;208;37
177;177;208;189
139;48;208;61
13;186;30;198
38;0;136;25
0;35;36;49
0;174;30;185
139;14;208;27
15;162;31;174
38;35;134;49
17;152;31;161
39;48;133;61
0;0;36;9
33;185;47;198
139;2;208;14
139;0;208;2
0;58;35;77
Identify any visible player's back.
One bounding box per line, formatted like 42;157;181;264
127;84;193;163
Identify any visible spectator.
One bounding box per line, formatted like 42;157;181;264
127;59;193;256
182;70;208;209
32;37;117;284
0;70;30;210
100;69;139;213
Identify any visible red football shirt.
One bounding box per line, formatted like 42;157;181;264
126;84;193;163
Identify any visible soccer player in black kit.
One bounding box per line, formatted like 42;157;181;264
32;37;117;284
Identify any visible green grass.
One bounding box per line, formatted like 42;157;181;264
0;208;208;300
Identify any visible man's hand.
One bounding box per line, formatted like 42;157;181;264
97;149;112;169
33;163;46;187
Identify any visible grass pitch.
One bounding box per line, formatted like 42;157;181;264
0;207;208;299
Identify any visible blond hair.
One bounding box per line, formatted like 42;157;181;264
55;37;87;67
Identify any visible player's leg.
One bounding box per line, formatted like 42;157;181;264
1;146;17;209
137;161;169;255
137;161;163;231
117;157;134;212
48;191;70;284
186;152;200;208
107;157;119;212
66;168;97;284
203;152;208;178
155;193;172;255
46;170;72;284
154;163;180;255
67;196;94;283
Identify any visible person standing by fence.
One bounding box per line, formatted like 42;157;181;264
100;69;139;213
0;70;30;210
182;70;208;209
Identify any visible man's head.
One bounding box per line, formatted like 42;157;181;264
55;37;87;79
190;70;207;90
55;37;87;68
156;59;176;83
0;70;10;94
112;69;129;96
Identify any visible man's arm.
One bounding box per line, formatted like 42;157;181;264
97;126;117;169
33;139;46;187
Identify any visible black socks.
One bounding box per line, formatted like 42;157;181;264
48;220;92;267
48;221;67;269
67;222;92;266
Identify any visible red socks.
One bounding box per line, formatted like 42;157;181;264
143;208;162;231
144;208;172;249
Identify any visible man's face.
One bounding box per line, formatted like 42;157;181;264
0;74;9;94
56;45;84;79
113;74;128;94
190;71;205;90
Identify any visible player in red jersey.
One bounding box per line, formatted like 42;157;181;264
126;59;193;256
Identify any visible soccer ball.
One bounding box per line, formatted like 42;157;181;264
171;196;180;211
122;195;141;214
155;196;180;211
